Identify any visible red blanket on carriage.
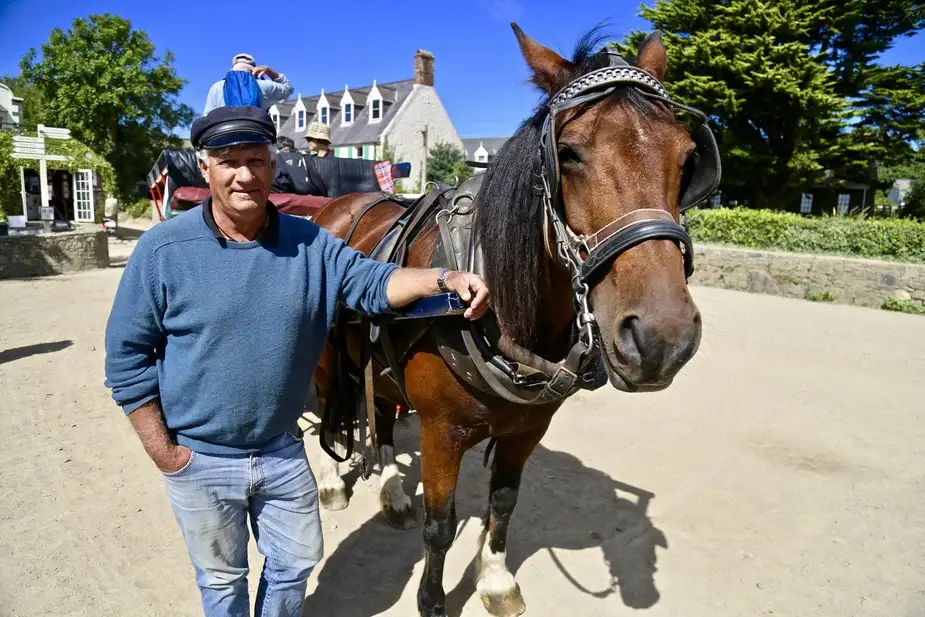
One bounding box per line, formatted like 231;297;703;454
170;187;333;218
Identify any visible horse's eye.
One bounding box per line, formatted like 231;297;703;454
557;144;582;168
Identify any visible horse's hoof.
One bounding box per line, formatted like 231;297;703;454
319;486;348;511
381;497;417;529
480;586;526;617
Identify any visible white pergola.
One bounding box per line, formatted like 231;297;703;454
11;125;96;224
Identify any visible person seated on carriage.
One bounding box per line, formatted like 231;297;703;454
277;135;295;153
305;121;333;157
102;105;489;617
203;53;294;115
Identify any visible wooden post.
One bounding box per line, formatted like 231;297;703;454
39;155;49;218
19;165;26;219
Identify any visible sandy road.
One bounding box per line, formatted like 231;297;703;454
0;256;923;616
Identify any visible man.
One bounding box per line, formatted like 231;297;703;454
305;122;333;157
103;106;488;617
204;53;294;115
277;136;295;152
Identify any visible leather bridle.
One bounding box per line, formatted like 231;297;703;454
435;51;721;407
531;54;715;377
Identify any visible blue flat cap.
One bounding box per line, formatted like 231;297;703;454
190;106;277;150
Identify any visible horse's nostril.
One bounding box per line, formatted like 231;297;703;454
616;315;643;363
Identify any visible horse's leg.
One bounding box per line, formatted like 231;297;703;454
417;420;469;617
310;349;349;511
315;453;348;511
476;426;549;617
376;400;416;529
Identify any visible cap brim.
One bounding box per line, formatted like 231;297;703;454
202;133;273;149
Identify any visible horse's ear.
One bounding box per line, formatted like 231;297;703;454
511;22;573;94
635;31;667;82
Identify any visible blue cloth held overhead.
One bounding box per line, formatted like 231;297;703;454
222;70;263;108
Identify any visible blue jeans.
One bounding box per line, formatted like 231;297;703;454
163;429;323;617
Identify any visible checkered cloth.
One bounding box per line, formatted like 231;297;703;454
374;160;394;193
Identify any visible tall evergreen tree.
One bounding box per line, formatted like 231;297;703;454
616;0;924;208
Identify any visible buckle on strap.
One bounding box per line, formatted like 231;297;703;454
546;365;579;398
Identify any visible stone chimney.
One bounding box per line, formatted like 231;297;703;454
414;49;434;87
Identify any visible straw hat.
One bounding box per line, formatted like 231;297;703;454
306;122;331;143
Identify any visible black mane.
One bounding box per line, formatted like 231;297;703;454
474;26;661;346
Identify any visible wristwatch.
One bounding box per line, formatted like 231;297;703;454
436;268;450;294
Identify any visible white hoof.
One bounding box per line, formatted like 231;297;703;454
379;445;416;529
476;528;524;616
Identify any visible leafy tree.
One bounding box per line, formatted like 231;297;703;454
426;141;471;186
902;180;925;221
13;13;194;197
878;148;925;185
615;0;924;209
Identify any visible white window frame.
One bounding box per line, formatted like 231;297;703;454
800;192;814;214
297;109;305;130
269;107;280;131
836;193;850;215
368;80;383;124
73;169;95;222
344;103;353;126
320;106;329;125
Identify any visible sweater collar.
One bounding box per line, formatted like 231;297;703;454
201;195;279;246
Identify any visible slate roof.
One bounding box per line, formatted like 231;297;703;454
462;137;509;159
275;79;415;150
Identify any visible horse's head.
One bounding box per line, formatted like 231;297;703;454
509;25;716;392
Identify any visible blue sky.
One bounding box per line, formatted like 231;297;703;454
0;0;922;139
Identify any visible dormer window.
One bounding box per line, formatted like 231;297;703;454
340;86;355;126
269;107;280;130
369;80;383;124
317;90;331;126
297;110;305;130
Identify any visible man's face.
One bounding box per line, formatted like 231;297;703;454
199;144;273;215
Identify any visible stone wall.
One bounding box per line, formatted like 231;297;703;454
691;244;925;308
0;230;110;279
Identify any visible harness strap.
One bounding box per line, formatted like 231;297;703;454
438;206;593;406
319;310;356;463
580;219;695;282
344;194;397;246
385;189;446;266
360;316;377;479
582;208;676;252
378;326;413;408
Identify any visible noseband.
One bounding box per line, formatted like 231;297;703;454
532;52;718;359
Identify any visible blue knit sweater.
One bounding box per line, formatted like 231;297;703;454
103;202;398;454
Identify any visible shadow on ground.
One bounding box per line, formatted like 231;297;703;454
0;340;73;365
301;414;667;617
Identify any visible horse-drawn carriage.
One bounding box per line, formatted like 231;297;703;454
145;147;411;221
305;23;720;617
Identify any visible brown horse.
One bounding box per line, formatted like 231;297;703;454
309;23;713;617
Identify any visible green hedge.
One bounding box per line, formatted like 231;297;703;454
686;208;925;263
